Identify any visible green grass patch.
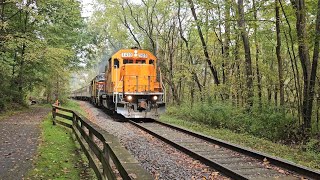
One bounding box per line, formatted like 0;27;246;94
54;100;88;125
28;101;96;179
27;115;85;179
62;100;86;115
159;115;320;170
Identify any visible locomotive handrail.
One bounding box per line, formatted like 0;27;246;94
159;69;166;102
51;104;152;180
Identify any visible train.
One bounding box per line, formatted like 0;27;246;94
71;48;166;118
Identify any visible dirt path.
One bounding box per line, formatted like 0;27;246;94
0;106;50;180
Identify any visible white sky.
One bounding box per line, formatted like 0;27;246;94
80;0;143;18
80;0;94;18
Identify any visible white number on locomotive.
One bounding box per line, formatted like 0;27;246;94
121;53;133;57
138;53;148;58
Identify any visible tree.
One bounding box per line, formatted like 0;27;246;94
237;0;254;108
87;0;320;140
291;0;320;134
0;0;89;110
187;0;220;85
276;0;284;107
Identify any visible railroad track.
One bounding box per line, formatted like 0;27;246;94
129;119;320;180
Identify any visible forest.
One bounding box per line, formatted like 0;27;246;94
83;0;320;143
1;0;320;144
0;0;90;108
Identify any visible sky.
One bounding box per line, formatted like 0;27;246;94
80;0;143;18
80;0;94;18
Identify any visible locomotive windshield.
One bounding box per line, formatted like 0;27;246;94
136;60;146;64
123;59;150;64
123;59;133;64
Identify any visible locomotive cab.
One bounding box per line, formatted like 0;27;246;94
102;49;165;118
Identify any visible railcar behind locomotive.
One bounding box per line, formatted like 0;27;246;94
90;73;105;106
72;85;90;101
72;48;166;118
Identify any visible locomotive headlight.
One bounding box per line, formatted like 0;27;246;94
152;96;158;101
127;95;133;101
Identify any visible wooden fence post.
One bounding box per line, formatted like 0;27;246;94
88;130;94;168
103;142;111;180
72;113;76;126
52;106;56;125
48;105;152;179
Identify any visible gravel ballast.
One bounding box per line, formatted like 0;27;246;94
78;101;228;180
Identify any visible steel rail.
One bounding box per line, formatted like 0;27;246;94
129;119;320;180
129;120;248;180
154;120;320;179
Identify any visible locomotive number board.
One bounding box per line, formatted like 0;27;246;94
121;52;133;57
121;52;148;58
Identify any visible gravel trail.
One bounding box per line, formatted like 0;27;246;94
78;101;228;180
0;106;50;180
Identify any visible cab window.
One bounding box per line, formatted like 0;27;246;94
114;59;119;68
107;58;111;71
124;59;133;64
149;60;154;65
136;60;146;64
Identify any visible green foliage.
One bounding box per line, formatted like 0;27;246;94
87;0;320;138
0;0;90;108
306;138;320;153
63;100;82;112
166;102;297;141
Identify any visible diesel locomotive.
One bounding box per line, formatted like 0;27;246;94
72;48;166;118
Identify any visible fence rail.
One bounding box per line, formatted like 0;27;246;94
52;105;152;180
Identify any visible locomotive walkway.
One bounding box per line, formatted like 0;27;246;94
0;107;50;180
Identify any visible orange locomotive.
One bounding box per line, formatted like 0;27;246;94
101;48;165;118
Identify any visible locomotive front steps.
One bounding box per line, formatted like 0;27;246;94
52;105;152;180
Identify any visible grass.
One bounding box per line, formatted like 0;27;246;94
62;100;86;115
53;100;87;125
27;101;96;179
159;114;320;170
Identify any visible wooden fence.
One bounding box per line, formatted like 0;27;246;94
52;105;152;180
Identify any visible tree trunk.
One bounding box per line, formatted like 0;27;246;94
291;0;320;134
237;0;254;108
280;0;302;122
178;1;202;93
253;0;262;108
187;0;220;85
306;0;320;131
276;0;285;107
234;33;241;106
224;0;231;99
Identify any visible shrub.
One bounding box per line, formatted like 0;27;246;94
166;102;298;142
